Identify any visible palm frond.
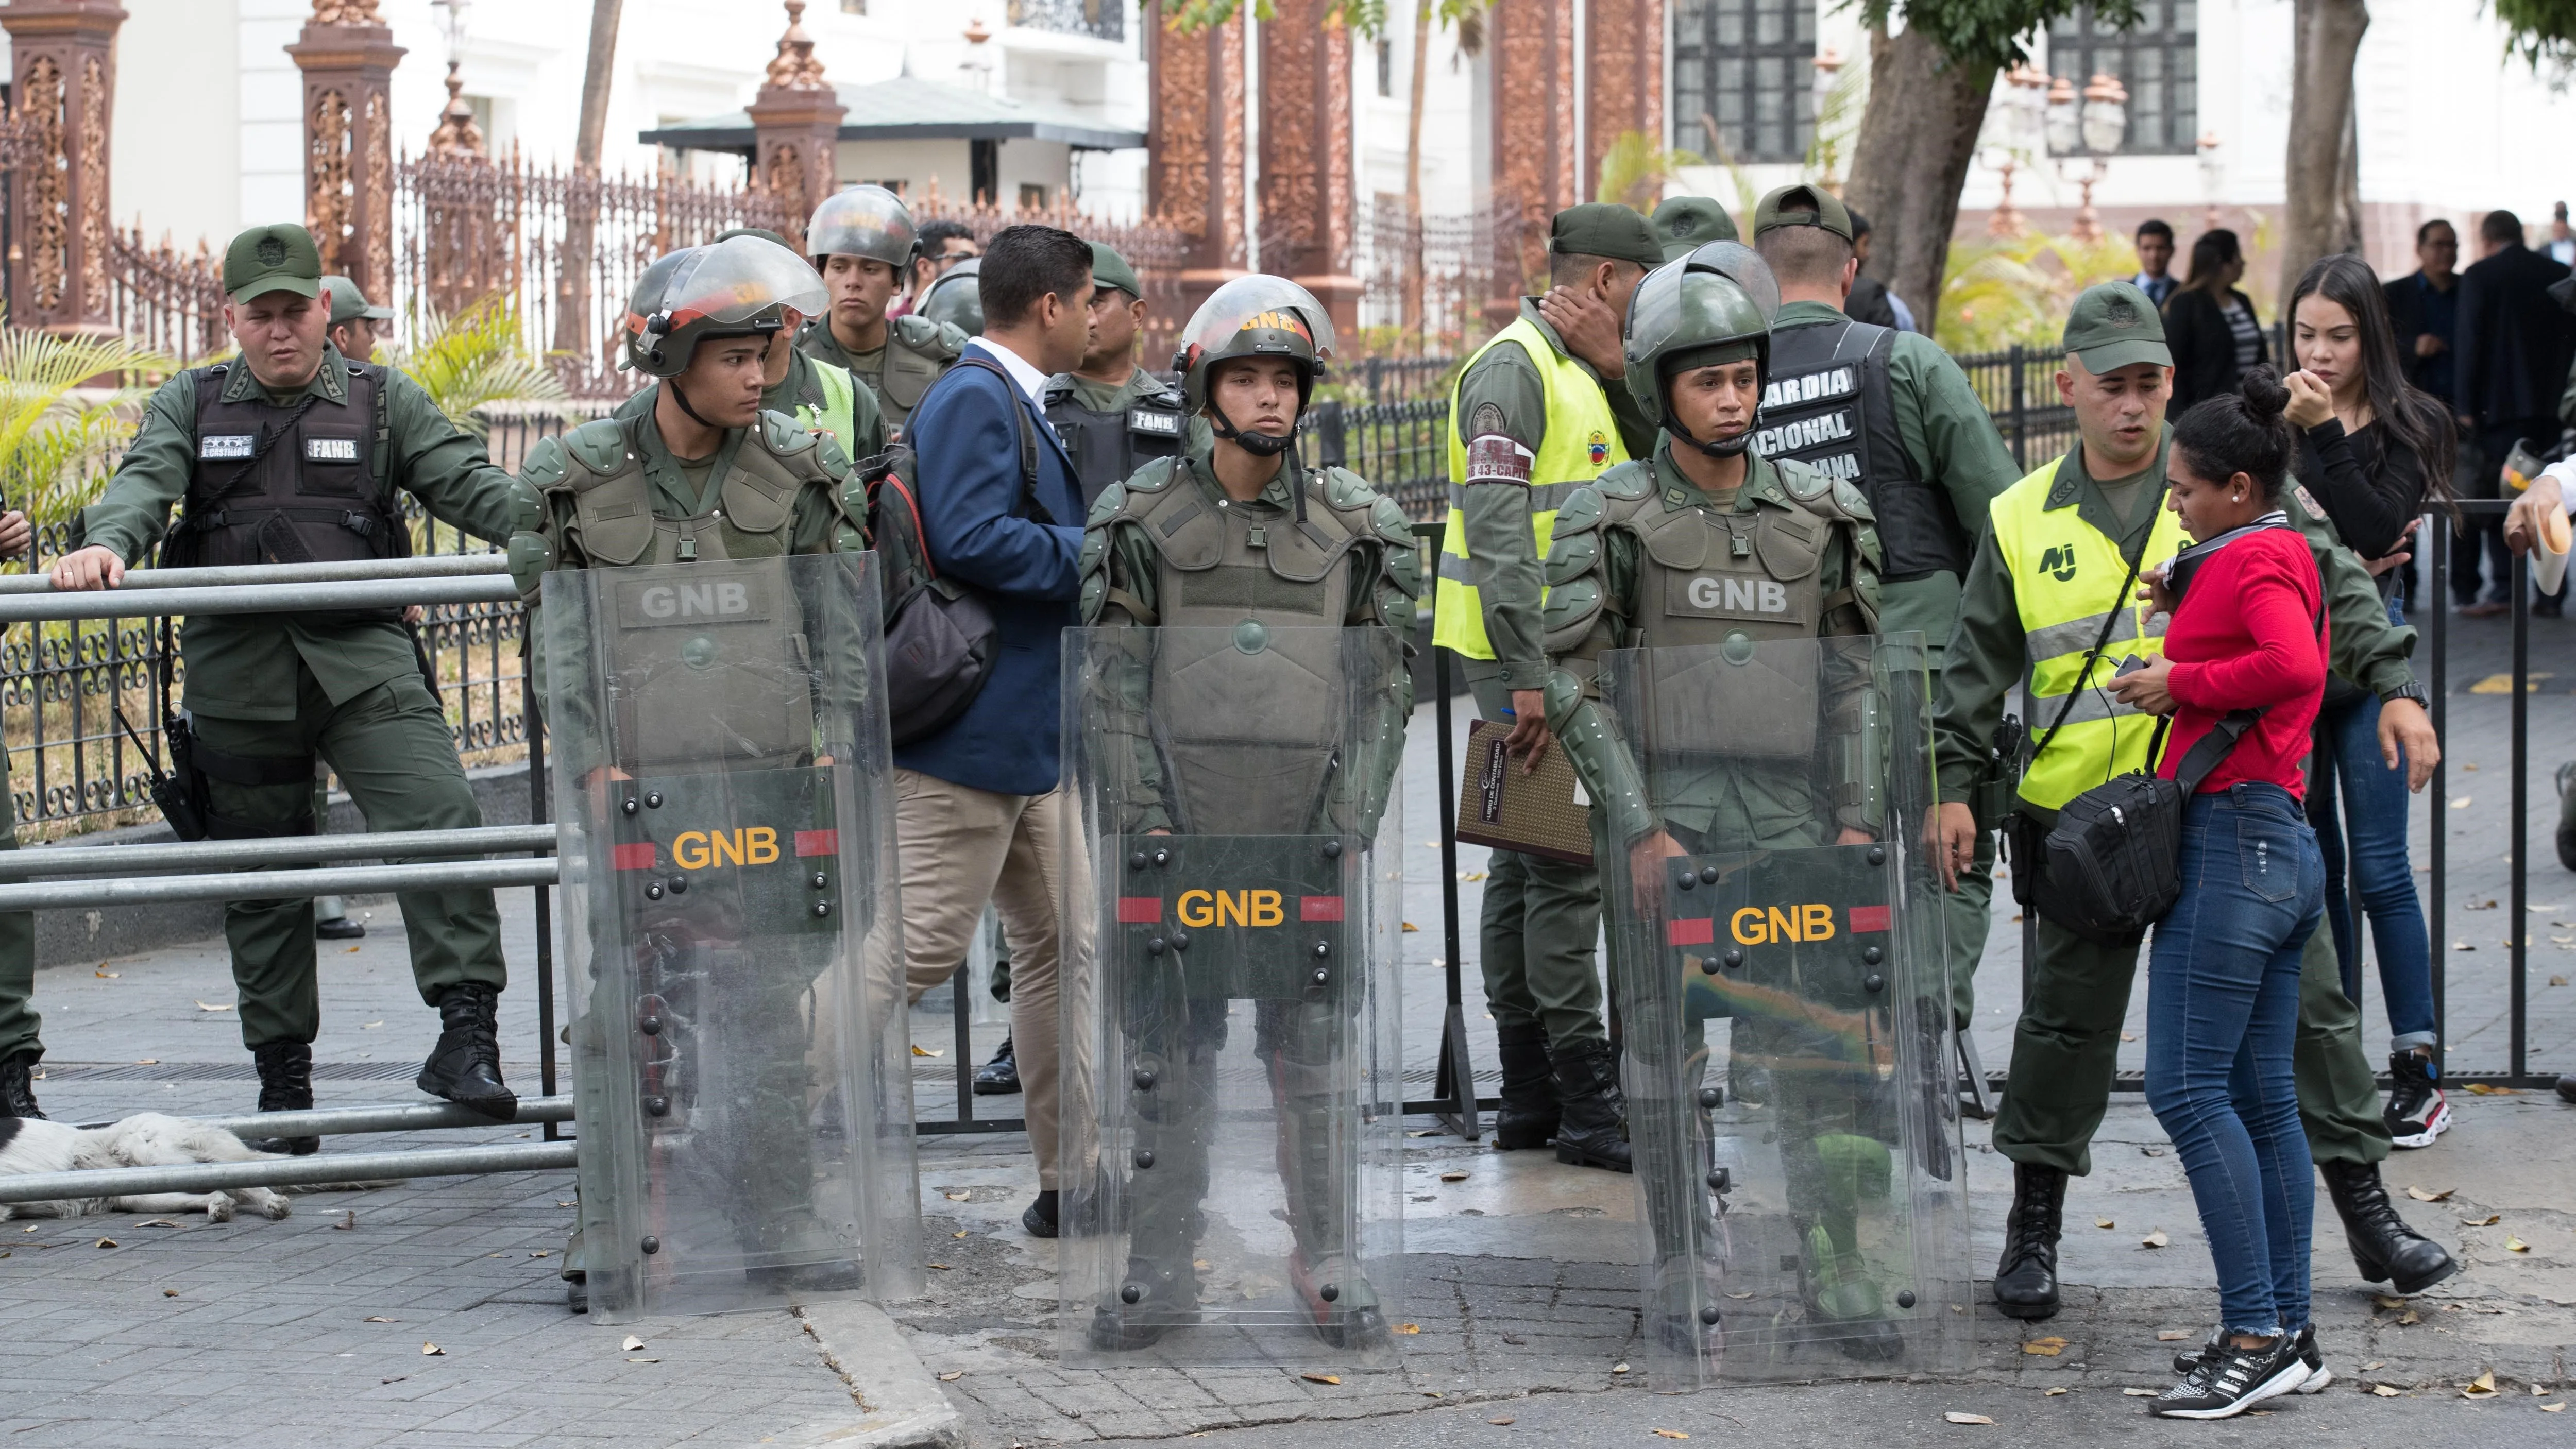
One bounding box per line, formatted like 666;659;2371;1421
0;305;169;525
391;293;574;441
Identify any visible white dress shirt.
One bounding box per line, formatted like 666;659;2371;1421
967;336;1050;406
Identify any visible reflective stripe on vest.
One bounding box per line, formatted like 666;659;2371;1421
1432;315;1629;659
1988;456;2189;811
803;360;859;457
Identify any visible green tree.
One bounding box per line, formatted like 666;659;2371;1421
2496;0;2576;66
390;293;574;444
0;311;169;528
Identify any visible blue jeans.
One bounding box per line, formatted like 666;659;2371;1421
2304;600;2438;1051
2146;784;2326;1338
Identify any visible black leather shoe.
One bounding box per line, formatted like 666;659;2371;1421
1549;1040;1632;1173
418;983;516;1119
246;1040;320;1154
2320;1157;2456;1294
1993;1162;2066;1320
1492;1023;1560;1150
316;915;365;941
1022;1188;1059;1239
974;1035;1020;1095
2555;762;2576;873
0;1050;43;1119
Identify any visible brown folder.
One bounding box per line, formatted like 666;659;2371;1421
1453;718;1596;865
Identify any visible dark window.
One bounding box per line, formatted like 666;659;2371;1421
2046;1;2197;155
1377;38;1394;98
1672;0;1815;164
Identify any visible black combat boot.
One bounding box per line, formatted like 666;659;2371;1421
2556;761;2576;873
246;1041;320;1155
1993;1162;2066;1320
1492;1022;1560;1150
0;1049;43;1119
2320;1158;2458;1294
1550;1040;1633;1172
974;1035;1020;1095
417;982;516;1119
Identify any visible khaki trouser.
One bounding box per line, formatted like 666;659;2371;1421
894;769;1091;1190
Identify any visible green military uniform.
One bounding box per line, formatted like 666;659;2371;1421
1073;276;1419;1352
1045;368;1189;509
796;312;965;437
1437;206;1666;1150
76;345;521;1060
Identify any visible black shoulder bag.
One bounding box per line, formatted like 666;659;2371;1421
1997;529;2151;918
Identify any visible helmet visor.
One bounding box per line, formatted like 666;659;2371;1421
806;185;918;269
1679;240;1781;324
1180;275;1337;363
1623;243;1776;372
657;234;828;330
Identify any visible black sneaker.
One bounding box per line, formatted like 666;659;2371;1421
2149;1334;2310;1419
2174;1322;2331;1393
2384;1052;2450;1148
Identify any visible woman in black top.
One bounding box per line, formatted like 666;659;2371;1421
2163;229;2269;413
2281;251;2457;1149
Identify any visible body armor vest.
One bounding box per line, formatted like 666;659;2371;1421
177;362;397;570
1046;377;1185;508
1754;316;1967;581
876;316;957;427
1121;462;1378;835
544;415;831;569
1612;488;1834;759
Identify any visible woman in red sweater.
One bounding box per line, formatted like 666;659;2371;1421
2107;367;2330;1419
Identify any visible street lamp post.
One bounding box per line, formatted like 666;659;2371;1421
2197;130;2226;234
2046;70;2127;244
1977;62;2048;238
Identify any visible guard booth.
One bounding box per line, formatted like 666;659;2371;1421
1056;624;1408;1367
545;553;922;1322
1598;633;1969;1387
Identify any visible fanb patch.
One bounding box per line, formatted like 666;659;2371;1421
304;437;360;463
199;434;256;461
1128;407;1182;436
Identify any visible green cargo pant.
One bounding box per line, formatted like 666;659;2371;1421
1992;909;2391;1175
1468;672;1607;1056
0;761;37;1063
191;664;506;1050
1941;826;1994;1030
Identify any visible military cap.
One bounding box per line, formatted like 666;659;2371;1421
320;275;394;326
1548;202;1666;271
1088;242;1142;301
1649;195;1739;261
223;224;323;304
1751;184;1854;243
2061;281;2172;372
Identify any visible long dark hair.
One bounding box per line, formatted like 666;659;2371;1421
2180;229;2244;298
2172;365;2296;502
2286;252;2456;510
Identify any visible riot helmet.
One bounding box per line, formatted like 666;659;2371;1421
805;184;920;271
917;258;984;337
622;235;826;424
1623;240;1778;458
1171;275;1335;459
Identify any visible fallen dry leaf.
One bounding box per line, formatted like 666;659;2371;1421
939;1371;963;1382
2371;1384;2403;1397
1301;1372;1340;1385
2544;1402;2567;1412
927;1263;953;1270
194;1000;233;1013
944;1191;971;1201
333;1211;355;1231
1402;922;1420;932
137;1219;180;1229
911;1045;942;1058
2156;1330;2191;1342
2463;1214;2501;1226
530;1249;549;1258
366;1316;397;1323
2121;1388;2158;1397
2119;1032;2136;1043
2399;1309;2420;1325
1612;1361;1632;1374
621;1335;646;1351
161;1289;177;1298
2141;1229;2170;1249
96;969;118;978
952;1231;968;1239
2463;1371;2498;1399
133;1058;157;1065
2022;1337;2067;1357
1943;1412;1994;1425
2373;1294;2409;1310
2405;1186;2454;1202
421;1342;444;1356
2553;976;2572;987
361;1021;383;1030
1725;1290;1754;1299
2363;1361;2385;1371
2505;1236;2530;1253
2095;1218;2115;1230
1460;870;1487;881
626;1357;659;1364
1396;1323;1422;1334
94;1237;117;1249
1489;1418;1517;1426
2534;1386;2552;1397
1653;1431;1689;1440
2043;1387;2068;1396
2465;1083;2519;1095
1439;1171;1470;1182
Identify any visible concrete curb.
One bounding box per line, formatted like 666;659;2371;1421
793;1299;970;1449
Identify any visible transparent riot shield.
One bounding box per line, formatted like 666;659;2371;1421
545;553;921;1323
1058;625;1407;1367
1597;634;1966;1387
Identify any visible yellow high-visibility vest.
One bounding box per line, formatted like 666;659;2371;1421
802;358;861;457
1989;454;2190;811
1432;316;1629;659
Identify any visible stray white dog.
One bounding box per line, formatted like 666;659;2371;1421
0;1113;292;1222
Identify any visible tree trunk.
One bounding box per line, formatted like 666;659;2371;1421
2281;0;2369;301
554;0;625;360
1402;0;1432;348
1840;23;1995;340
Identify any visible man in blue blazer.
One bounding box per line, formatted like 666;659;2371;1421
894;224;1097;1237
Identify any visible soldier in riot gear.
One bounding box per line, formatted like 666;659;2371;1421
917;259;985;339
512;235;883;1313
1045;242;1188;509
1541;243;1927;1369
796;185;968;437
1071;276;1421;1354
53;223;525;1132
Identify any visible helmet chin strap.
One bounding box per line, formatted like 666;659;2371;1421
1663;404;1754;459
666;374;719;429
1208;400;1298;457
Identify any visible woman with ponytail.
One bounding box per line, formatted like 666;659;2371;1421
2108;367;2332;1419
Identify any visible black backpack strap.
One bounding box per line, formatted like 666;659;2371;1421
948;354;1042;516
2027;523;2156;768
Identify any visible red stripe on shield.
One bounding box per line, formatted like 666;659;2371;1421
1117;897;1163;923
1299;896;1345;922
612;842;657;872
794;829;839;857
1849;905;1891;933
1667;917;1715;946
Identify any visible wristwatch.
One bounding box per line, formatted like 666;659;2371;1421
2380;681;2430;709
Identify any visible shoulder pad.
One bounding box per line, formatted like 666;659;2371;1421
892;313;967;360
757;408;820;458
1321;465;1378;513
1142;377;1186;407
1774;457;1836;502
562;418;631;478
1552;484;1607;538
1591;461;1655;502
1043;375;1076;407
1121;455;1182;496
1543;523;1601;588
517;435;573;492
1828;475;1875;523
1086;479;1130;529
1366;491;1414;549
810;428;854;480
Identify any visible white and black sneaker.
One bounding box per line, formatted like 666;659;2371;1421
2384;1052;2450;1148
2173;1323;2331;1392
2149;1334;2310;1419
